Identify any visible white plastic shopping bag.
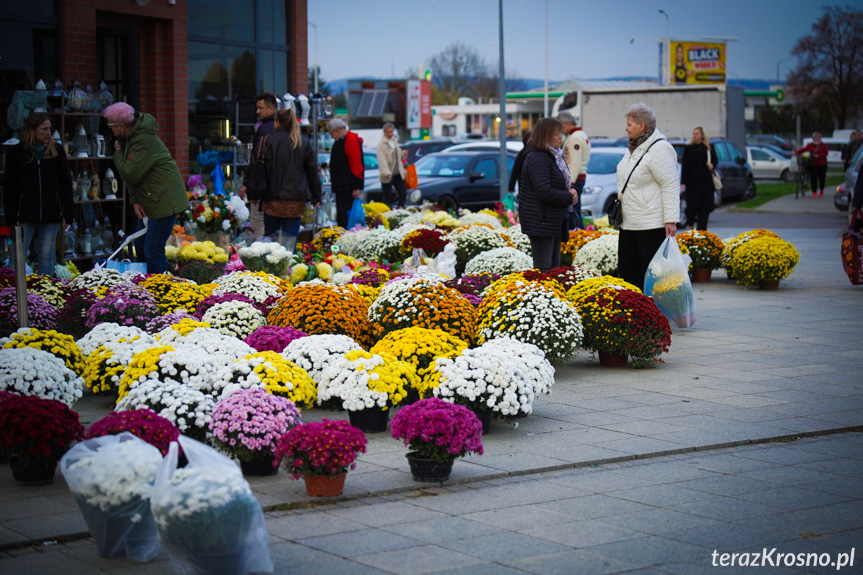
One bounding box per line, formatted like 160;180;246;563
643;237;696;328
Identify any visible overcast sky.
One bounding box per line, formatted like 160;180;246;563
308;0;846;83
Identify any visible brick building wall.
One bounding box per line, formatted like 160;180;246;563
291;0;309;96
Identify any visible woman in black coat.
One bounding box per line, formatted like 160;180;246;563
680;126;718;230
3;112;74;276
518;118;578;271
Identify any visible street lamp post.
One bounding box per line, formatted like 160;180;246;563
658;10;669;84
498;0;507;202
308;21;319;94
543;0;549;117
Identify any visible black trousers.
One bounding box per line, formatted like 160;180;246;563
810;165;827;193
529;235;562;272
382;173;408;208
618;227;667;292
334;190;354;229
684;203;710;230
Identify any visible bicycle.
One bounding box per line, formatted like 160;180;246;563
794;154;810;199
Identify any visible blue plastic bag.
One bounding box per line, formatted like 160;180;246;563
643;237;696;328
347;198;366;230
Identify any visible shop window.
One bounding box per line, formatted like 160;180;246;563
188;42;256;104
256;0;287;45
258;50;287;96
188;0;254;42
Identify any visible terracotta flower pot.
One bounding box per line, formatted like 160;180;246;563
303;472;347;497
598;351;628;367
690;268;712;283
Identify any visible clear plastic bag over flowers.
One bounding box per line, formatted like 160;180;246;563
644;237;696;329
60;432;162;562
151;437;273;575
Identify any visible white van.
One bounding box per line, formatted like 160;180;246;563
802;137;845;168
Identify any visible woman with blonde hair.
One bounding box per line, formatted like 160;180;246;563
616;103;679;291
376;122;407;208
3;112;74;275
680;126;718;230
262;106;320;237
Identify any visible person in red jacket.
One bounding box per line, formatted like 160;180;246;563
326;118;364;228
794;132;829;197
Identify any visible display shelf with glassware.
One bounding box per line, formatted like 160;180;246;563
298;94;338;235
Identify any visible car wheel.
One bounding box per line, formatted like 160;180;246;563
440;195;458;213
781;168;794;183
744;179;756;200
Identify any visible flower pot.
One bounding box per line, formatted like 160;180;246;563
239;455;278;477
598;351;628;367
472;409;492;435
403;387;421;406
725;270;734;280
690;268;712;283
348;407;389;433
758;280;780;291
303;472;347;497
406;453;454;482
183;548;246;575
75;496;160;562
10;458;57;486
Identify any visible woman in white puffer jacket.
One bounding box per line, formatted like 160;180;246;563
616;103;680;290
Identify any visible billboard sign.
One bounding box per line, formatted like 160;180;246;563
407;80;432;129
670;41;726;84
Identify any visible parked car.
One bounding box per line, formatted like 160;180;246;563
364;151;516;211
589;137;627;148
443;141;524;154
802;137;846;168
454;133;487;141
746;134;794;152
580;148;626;218
670;138;755;201
840;144;863;223
399;139;457;165
749;143;793;159
746;146;795;182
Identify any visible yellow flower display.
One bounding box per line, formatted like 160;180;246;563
116;345;175;401
731;236;800;285
370;327;469;396
25;275;71;310
240;270;292;295
311;226;346;253
82;335;151;394
483;274;567;301
347;283;381;306
421;210;459;230
317;349;418;411
267;284;374;347
2;328;85;376
289;264;309;285
676;230;724;271
316;262;333;281
368;280;477;344
363;202;393;229
226;351;317;408
721;229;781;272
169;240;229;265
160;317;212;337
561;229;616;265
565;275;641;306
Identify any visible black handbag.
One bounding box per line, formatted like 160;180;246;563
245;134;270;202
608;139;664;229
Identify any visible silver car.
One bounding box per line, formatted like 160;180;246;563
746;146;795;182
580;148;627;218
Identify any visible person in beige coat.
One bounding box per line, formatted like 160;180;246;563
558;111;590;230
376;123;407;208
616;102;680;291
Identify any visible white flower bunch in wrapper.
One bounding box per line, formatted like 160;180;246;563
282;334;362;384
464;246;533;277
211;272;284;304
116;379;215;442
500;224;531;254
382;209;411;228
457;211;503;229
201;300;265;340
68;267;129;291
348;229;402;263
573;232;620;276
0;347;84;406
430;345;533;417
62;433;163;512
237;241;292;277
477;280;584;366
479;337;555;404
78;323;156;358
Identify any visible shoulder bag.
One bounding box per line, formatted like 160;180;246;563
245;134;270;202
607;139;664;229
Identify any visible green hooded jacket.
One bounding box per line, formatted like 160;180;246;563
112;112;189;219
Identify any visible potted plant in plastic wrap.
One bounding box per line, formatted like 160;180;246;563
274;419;367;497
150;436;273;575
390;397;484;482
60;432;163;562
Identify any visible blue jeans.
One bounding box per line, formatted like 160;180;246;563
134;214;177;274
529;235;562;272
15;222;61;276
263;215;301;238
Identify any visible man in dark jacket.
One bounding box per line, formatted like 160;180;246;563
239;93;278;237
326;118;364;228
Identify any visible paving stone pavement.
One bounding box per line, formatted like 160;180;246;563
1;221;862;573
1;432;860;574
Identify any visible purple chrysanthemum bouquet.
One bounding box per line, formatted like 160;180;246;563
390;397;484;462
244;325;308;353
85;284;159;330
0;287;58;336
86;408;181;456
